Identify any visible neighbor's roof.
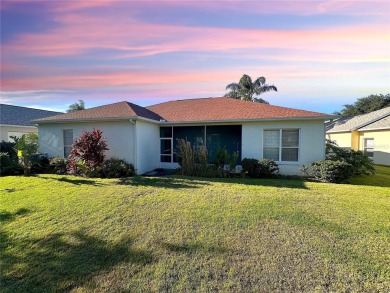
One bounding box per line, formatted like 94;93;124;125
34;97;332;124
0;104;63;126
34;101;162;123
147;97;332;122
326;106;390;133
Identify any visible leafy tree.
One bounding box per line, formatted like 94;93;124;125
15;133;39;176
333;94;390;117
225;74;277;104
67;129;109;177
66;100;85;113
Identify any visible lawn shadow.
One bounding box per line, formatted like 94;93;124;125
160;241;228;255
0;229;154;292
117;176;209;189
173;176;309;189
36;175;105;186
0;208;30;223
57;177;104;186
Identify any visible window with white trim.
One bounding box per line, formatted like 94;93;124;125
160;127;173;162
63;129;73;157
263;129;299;162
364;138;374;158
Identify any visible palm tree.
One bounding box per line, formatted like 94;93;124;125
66;100;86;113
225;74;277;104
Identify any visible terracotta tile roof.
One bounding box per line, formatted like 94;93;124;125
326;106;390;132
147;97;332;122
34;101;162;122
0;104;63;126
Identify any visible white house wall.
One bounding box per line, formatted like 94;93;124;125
0;125;38;142
135;120;160;174
38;121;136;166
242;120;326;175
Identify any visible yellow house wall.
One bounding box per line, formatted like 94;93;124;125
358;130;390;166
326;132;352;149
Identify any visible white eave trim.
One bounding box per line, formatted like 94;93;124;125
159;116;333;125
33;116;161;125
0;124;37;128
33;115;333;125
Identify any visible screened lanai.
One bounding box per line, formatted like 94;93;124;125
160;125;242;163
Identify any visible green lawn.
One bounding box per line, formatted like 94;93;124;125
349;164;390;187
1;173;389;292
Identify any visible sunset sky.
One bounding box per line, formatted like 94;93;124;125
1;0;389;114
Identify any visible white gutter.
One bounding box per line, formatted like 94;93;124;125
0;124;37;128
33;115;334;125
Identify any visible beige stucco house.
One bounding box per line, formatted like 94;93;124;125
326;107;390;166
33;97;333;175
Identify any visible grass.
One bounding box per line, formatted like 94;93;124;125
0;171;389;292
349;164;390;187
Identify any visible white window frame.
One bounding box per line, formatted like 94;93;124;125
160;127;173;163
263;129;300;162
363;138;374;158
63;129;73;158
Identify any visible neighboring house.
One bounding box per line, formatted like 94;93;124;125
326;107;390;166
0;104;63;142
33;97;333;175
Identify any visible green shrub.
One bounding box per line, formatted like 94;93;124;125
0;140;17;160
215;146;230;169
242;158;260;178
49;157;68;175
15;133;39;176
242;158;279;178
258;159;280;177
301;160;353;183
176;139;196;176
0;152;23;176
229;151;239;171
326;139;375;177
103;158;135;178
31;156;50;174
195;146;209;177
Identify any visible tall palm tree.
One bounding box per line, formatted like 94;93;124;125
225;74;277;104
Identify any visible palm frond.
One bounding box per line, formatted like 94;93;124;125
226;83;239;91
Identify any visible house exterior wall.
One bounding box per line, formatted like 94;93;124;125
135;120;160;174
0;125;37;142
326;132;352;150
242;120;326;175
159;120;326;176
38;121;136;166
327;129;390;166
358;130;390;166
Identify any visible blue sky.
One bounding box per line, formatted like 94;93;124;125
1;0;389;114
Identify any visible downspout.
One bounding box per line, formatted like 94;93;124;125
130;119;137;173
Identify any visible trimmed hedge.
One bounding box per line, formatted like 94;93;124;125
302;160;353;183
242;158;279;178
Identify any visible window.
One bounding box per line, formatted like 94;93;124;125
263;129;299;162
63;129;73;157
364;138;374;158
160;127;173;162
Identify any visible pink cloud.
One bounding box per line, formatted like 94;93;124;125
166;0;389;16
3;10;388;62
